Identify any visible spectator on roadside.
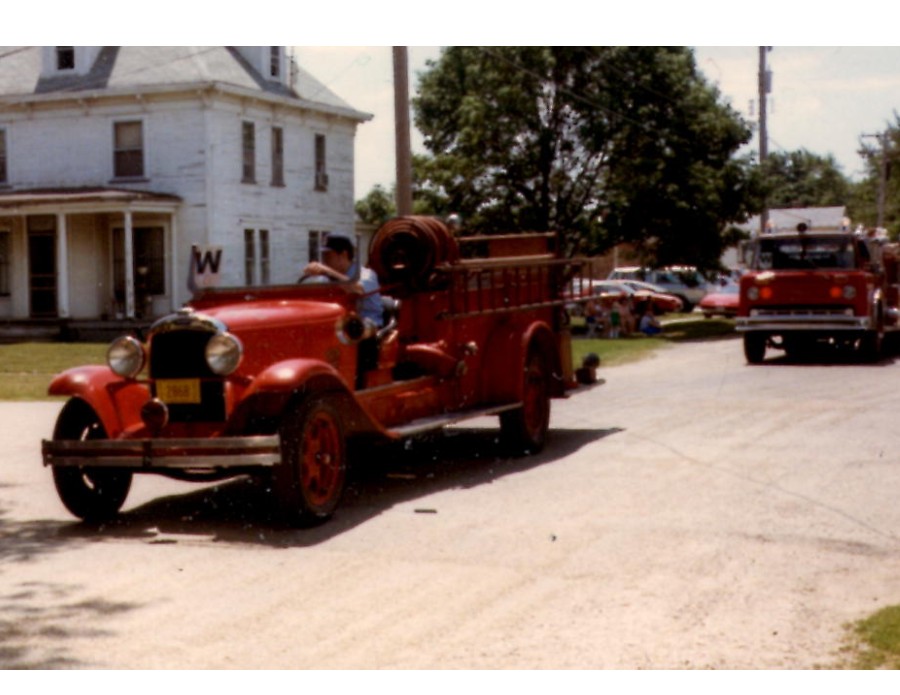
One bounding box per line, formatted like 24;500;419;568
639;306;662;336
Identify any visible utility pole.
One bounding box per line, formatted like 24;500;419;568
863;132;890;229
758;47;772;236
392;47;413;216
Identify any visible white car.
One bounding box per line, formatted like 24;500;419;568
607;266;710;312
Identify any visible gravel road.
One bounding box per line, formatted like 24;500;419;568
3;337;900;668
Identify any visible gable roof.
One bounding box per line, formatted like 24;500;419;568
0;46;370;122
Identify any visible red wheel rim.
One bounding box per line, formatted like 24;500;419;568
300;411;343;508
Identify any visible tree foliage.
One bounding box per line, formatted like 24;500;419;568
411;46;758;269
761;149;851;209
849;116;900;238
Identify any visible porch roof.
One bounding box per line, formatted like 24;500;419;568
0;187;182;214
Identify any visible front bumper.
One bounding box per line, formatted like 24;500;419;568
735;312;871;333
42;435;281;469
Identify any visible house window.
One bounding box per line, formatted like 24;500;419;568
56;47;75;71
308;230;329;262
0;231;9;296
271;127;284;186
270;47;280;78
314;134;328;191
113;121;144;178
244;228;270;285
242;121;256;183
0;129;6;184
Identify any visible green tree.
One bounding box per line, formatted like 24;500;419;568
850;119;900;238
762;149;851;209
412;46;758;268
355;184;396;227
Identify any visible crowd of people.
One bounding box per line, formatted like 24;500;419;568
584;293;662;338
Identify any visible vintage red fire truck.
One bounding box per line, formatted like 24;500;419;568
737;222;900;363
42;216;600;525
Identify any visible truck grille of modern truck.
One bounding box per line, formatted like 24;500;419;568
149;330;226;422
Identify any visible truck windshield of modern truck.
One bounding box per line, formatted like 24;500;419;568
755;235;856;271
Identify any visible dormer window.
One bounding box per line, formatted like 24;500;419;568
269;47;280;78
56;47;75;71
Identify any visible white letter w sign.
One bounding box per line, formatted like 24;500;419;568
188;244;223;291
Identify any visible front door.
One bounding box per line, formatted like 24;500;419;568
28;215;57;318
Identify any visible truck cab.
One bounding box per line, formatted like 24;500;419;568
737;224;898;363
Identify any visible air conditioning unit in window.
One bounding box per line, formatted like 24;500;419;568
315;171;329;189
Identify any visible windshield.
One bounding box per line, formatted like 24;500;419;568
754;235;857;271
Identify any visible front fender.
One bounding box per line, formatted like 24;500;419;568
48;366;150;439
228;359;384;437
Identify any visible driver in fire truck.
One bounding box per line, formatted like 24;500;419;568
301;234;384;387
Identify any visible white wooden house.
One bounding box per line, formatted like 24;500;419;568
0;46;371;323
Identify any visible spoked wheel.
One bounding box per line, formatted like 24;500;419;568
275;397;347;526
500;348;551;455
52;399;132;522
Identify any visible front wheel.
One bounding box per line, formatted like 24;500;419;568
274;396;347;526
743;333;766;364
500;348;551;455
52;399;132;522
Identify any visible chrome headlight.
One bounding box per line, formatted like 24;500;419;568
747;286;760;301
843;285;857;300
107;336;145;378
205;332;243;375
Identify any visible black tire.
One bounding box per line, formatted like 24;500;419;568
743;333;766;364
500;348;551;455
677;296;693;313
52;400;132;522
274;396;347;526
860;329;883;363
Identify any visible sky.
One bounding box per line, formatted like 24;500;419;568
292;45;900;200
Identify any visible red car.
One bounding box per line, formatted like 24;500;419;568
699;283;739;318
612;280;684;314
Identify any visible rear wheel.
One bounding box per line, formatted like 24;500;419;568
500;348;551;455
52;400;132;522
275;396;347;526
743;333;766;364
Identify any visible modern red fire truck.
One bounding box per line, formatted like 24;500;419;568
41;217;600;525
737;222;900;363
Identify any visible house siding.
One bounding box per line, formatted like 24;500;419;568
0;46;370;321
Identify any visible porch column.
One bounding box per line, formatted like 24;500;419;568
56;213;70;318
124;210;135;319
169;213;179;311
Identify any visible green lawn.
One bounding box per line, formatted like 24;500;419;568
570;314;737;367
0;342;108;401
0;316;737;401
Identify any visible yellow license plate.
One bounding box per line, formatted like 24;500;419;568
156;379;201;404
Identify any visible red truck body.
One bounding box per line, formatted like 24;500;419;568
42;216;599;525
736;226;900;363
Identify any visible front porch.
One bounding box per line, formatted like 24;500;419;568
0;187;182;324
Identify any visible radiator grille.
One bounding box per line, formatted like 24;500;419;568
149;330;226;422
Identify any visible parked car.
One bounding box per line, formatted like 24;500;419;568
611;280;684;314
607;266;710;312
565;279;631;316
699;282;739;318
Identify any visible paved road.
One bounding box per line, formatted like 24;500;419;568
3;337;900;668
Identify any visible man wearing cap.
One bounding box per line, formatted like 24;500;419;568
301;235;383;388
301;235;383;329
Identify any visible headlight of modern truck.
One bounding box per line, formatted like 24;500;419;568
107;336;145;378
205;332;243;375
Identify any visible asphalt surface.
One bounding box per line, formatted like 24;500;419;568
3;336;900;668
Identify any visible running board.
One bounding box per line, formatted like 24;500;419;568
387;403;522;438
